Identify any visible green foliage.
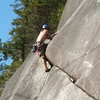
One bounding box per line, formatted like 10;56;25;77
0;61;22;95
0;39;3;62
0;88;3;96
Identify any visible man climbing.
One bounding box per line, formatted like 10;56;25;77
32;24;56;72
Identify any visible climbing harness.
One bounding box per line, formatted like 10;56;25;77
32;41;46;57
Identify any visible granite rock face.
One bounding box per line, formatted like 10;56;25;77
46;0;100;99
0;0;100;100
0;53;49;100
37;67;93;100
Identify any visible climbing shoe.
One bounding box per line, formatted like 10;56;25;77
45;69;50;72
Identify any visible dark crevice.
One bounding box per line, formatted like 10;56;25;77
45;44;100;100
56;65;97;100
46;57;97;100
55;65;97;100
56;66;77;83
75;84;97;100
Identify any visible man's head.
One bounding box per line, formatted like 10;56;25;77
42;24;49;29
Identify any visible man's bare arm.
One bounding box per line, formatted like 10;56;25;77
46;32;57;40
50;33;57;38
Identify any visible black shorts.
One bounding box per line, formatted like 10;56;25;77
36;41;47;57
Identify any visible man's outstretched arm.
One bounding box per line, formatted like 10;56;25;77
50;33;57;38
47;32;57;40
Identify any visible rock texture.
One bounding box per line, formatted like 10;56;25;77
0;53;49;100
37;67;93;100
46;0;100;99
0;0;100;100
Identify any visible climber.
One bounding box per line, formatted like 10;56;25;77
32;24;57;72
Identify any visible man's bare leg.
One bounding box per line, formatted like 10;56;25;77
42;56;50;72
43;58;48;70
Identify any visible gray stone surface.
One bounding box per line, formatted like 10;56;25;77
76;47;100;99
0;53;48;100
47;0;100;78
57;0;84;30
0;53;34;100
37;67;93;100
46;0;100;99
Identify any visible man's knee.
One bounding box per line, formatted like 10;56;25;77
41;55;47;60
41;55;45;59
